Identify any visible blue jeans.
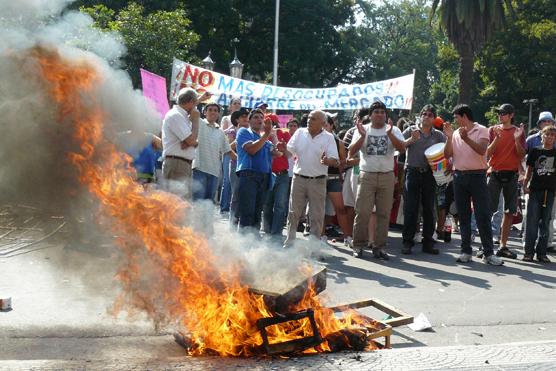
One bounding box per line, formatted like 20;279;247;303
524;189;555;257
220;154;232;212
263;172;290;235
238;170;269;232
402;168;437;243
229;163;239;224
453;171;494;256
192;169;219;201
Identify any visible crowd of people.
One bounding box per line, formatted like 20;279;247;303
140;87;556;266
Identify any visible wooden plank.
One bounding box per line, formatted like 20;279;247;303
326;298;413;328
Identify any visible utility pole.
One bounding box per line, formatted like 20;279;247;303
523;98;538;134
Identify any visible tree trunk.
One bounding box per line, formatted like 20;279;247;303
458;47;474;105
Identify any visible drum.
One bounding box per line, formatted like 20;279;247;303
424;143;452;185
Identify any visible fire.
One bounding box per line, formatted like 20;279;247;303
27;45;376;356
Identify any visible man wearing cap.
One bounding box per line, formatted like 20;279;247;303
263;113;292;240
192;103;234;202
236;109;283;233
349;101;406;260
443;104;504;265
484;103;525;259
161;88;210;198
284;110;339;250
254;101;268;114
401;104;446;255
525;111;556;251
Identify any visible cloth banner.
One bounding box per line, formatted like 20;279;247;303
170;58;414;111
277;114;294;128
140;68;170;118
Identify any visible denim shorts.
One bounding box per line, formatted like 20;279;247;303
326;178;342;193
487;171;518;214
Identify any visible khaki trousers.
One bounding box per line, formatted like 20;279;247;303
353;171;395;249
162;157;192;199
284;175;327;246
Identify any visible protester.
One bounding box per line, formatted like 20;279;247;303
523;126;556;262
192;103;234;201
349;101;405;260
263;113;291;240
284;110;339;251
443;104;504;265
235;109;283;233
254;101;268;114
226;108;250;225
401;104;446;255
220;97;242;214
525;111;556;251
322;114;351;244
483;103;525;259
161;88;209;198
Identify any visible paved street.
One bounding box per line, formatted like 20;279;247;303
1;206;555;369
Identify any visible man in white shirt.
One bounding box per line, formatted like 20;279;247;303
349;101;405;260
192;103;234;201
284;110;339;249
161;88;209;199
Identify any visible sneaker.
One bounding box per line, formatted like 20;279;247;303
303;225;310;236
495;247;517;259
537;255;551;263
372;248;390;261
456;253;472;263
353;248;363;258
401;241;413;255
483;254;504;266
522;254;534;262
344;236;353;248
422;240;439;255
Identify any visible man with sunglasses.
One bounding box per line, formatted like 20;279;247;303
484;104;525;259
401;104;446;255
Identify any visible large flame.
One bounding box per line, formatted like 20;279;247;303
28;45;376;356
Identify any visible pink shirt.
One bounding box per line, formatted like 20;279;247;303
452;123;489;171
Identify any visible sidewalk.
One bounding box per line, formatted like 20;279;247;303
1;340;555;370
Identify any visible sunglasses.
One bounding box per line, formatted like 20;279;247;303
497;112;509;116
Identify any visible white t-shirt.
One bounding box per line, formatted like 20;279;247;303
193;119;232;177
220;115;232;131
161;105;195;160
351;124;404;172
287;128;339;177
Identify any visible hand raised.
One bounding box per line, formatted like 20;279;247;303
410;127;421;141
386;123;393;135
459;126;469;140
514;123;525;140
189;109;200;122
443;122;453;138
263;120;272;135
356;121;366;136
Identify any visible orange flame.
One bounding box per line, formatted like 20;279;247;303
28;45;376;356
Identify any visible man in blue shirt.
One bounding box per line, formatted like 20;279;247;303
236;109;283;232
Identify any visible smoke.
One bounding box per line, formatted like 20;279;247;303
0;0;325;334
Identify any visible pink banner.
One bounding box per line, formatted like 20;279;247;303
140;68;170;118
277;114;294;128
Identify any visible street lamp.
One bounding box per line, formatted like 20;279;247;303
201;51;215;71
523;98;538;134
229;38;244;79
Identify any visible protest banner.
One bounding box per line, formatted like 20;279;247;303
170;58;414;111
140;68;170;118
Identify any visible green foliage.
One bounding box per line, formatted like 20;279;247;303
80;2;199;87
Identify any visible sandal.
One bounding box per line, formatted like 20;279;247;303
496;247;517;259
522;254;534;262
537;255;551;263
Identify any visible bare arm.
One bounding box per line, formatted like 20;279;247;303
181;109;200;148
443;122;454;159
523;165;533;193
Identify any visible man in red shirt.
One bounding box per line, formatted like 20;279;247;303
485;104;525;259
263;114;292;240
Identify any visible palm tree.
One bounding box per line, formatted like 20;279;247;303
431;0;510;104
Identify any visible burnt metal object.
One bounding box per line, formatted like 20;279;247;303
257;308;322;355
248;265;326;313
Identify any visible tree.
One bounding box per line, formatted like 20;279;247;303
431;0;509;104
81;3;200;87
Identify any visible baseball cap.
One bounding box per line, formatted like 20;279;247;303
536;111;555;126
495;103;514;115
255;101;268;109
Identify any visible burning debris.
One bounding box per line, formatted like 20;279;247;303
1;2;412;358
